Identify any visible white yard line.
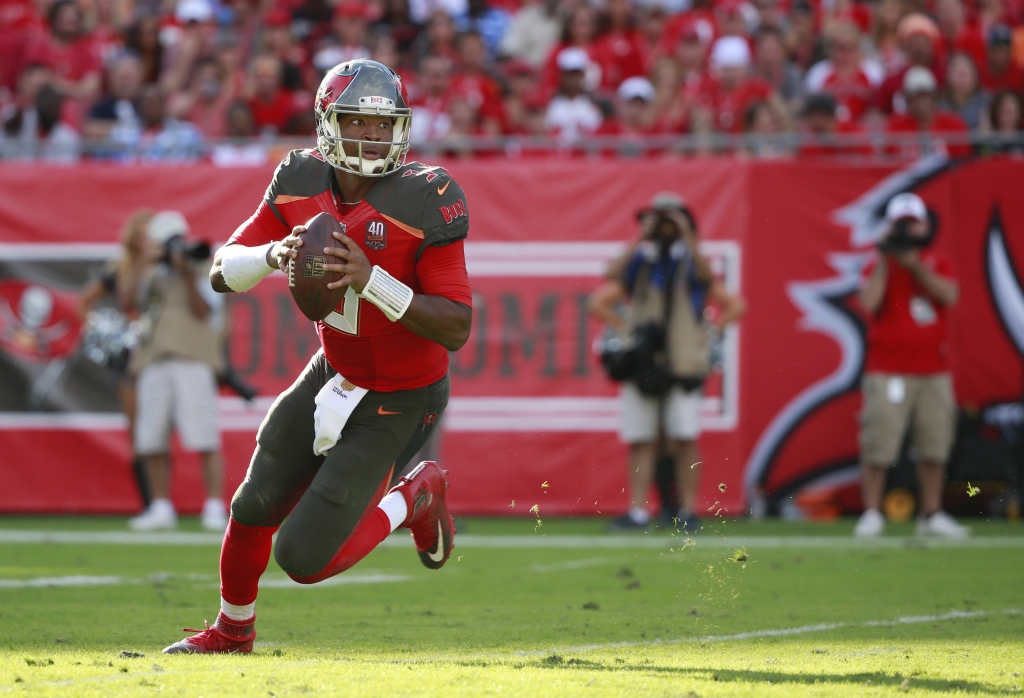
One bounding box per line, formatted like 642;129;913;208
527;608;1022;656
1;530;1023;549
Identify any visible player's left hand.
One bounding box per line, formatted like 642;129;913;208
323;231;372;292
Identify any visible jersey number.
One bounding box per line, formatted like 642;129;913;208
323;286;360;335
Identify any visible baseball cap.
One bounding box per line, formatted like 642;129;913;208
649;191;687;211
897;13;940;44
989;23;1012;46
503;59;536;78
334;1;368;18
902;66;937;96
264;8;291;26
175;0;214;24
147;210;190;244
885;193;928;223
556;47;591;72
710;36;751;69
618;76;655;103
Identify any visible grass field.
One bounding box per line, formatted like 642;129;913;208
0;516;1022;696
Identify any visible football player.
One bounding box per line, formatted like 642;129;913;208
162;59;472;654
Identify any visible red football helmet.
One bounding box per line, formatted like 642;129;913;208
314;59;412;177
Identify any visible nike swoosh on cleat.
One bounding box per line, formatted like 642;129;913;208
427;520;445;562
436;181;450;196
378;406;401;415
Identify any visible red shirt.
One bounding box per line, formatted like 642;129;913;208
591;29;648;90
981;61;1024;93
696;75;773;133
229;156;472;392
861;251;954;375
885;111;970;157
248;90;302;134
803;61;879;122
24;33;101;83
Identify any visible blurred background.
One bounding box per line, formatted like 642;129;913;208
0;0;1022;526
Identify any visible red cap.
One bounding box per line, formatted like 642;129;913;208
264;8;290;26
503;59;536;78
334;1;368;18
521;90;548;110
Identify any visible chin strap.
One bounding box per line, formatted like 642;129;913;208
359;265;414;321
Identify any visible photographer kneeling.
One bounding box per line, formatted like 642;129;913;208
855;193;967;538
128;211;227;531
589;193;745;532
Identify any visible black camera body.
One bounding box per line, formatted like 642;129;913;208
161;235;211;265
877;219;929;254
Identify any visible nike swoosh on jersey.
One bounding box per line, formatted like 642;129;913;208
378;406;401;415
436;181;451;196
427;520;445;562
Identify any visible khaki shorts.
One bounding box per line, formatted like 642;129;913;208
859;372;955;466
135;359;220;455
619;381;702;443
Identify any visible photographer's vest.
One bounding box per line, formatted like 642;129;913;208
626;258;711;379
131;262;223;374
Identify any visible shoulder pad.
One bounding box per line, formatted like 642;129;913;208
366;162;469;246
265;149;334;205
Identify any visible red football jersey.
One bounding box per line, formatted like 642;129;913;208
860;251;954;375
230;150;473;392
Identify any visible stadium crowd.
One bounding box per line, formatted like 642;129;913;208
2;0;1024;160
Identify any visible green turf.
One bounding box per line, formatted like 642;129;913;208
0;517;1022;696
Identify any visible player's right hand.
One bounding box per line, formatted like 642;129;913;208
270;227;305;273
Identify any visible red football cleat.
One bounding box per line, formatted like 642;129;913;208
391;461;455;569
162;612;255;654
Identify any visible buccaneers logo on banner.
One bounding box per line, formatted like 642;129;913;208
743;156;1024;516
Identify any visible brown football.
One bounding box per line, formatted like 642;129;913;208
288;212;347;322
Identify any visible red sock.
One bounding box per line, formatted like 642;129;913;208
220;518;278;606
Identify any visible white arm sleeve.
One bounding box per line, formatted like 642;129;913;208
219;242;276;292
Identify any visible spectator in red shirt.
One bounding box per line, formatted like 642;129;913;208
886;66;971;157
981;24;1024;93
171;57;238;139
870;0;906;77
592;0;647;91
878;13;941;114
410;53;455;142
935;0;987;70
313;2;371;73
672;25;710;103
797;91;872;157
803;22;883;123
597;75;655;137
695;36;783;134
259;9;312;93
26;0;101;105
854;193;967;539
540;6;600;97
496;59;540;134
246;54;301;135
649;55;691;133
451;30;504;131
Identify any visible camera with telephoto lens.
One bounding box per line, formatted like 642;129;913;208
161;235;211;265
877;219;928;254
635;206;696;239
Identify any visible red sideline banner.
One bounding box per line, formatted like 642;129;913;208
1;157;1022;516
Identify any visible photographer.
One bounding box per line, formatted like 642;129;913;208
855;193;967;538
77;209;153;510
589;193;745;532
127;210;227;532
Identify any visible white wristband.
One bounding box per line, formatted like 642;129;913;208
220;242;276;292
359;265;414;321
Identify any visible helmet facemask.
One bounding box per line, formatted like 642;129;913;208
316;98;411;177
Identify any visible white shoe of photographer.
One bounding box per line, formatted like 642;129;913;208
128;499;178;531
915;510;970;538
